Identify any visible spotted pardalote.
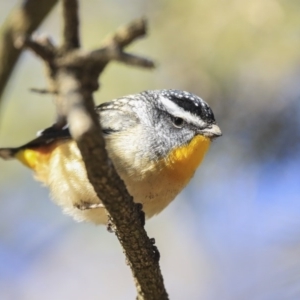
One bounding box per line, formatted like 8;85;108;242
0;90;221;224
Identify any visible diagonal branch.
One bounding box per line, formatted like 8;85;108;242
15;36;55;63
57;71;168;299
112;51;155;68
101;17;148;48
0;0;58;104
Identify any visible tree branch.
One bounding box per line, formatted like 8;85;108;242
58;72;167;300
15;35;55;62
0;0;58;103
62;0;80;51
29;88;58;94
54;48;155;69
112;51;155;68
7;0;167;298
101;17;147;48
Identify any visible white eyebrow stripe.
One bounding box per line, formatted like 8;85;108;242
159;96;206;128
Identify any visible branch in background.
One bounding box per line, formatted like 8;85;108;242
61;0;80;51
29;88;58;94
9;0;167;299
0;0;58;104
101;17;147;48
52;47;155;68
15;35;55;62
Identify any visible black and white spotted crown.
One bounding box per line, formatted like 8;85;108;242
148;89;216;124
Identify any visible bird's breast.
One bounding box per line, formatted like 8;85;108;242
164;135;211;185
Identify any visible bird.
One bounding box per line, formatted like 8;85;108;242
0;89;221;224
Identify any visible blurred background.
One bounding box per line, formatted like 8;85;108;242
1;0;300;299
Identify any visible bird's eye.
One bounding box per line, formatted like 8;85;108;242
172;117;184;128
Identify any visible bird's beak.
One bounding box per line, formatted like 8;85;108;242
200;124;222;139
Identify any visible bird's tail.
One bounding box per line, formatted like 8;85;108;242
1;144;54;184
0;146;38;169
0;147;20;160
0;125;73;172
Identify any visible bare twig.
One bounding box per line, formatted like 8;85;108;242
62;0;80;51
0;0;58;103
112;51;155;68
15;36;55;62
29;88;58;94
101;17;147;48
54;48;155;69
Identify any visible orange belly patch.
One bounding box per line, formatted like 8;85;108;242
164;135;211;184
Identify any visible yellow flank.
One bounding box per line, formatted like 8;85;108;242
15;144;57;170
15;149;41;169
165;135;211;183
